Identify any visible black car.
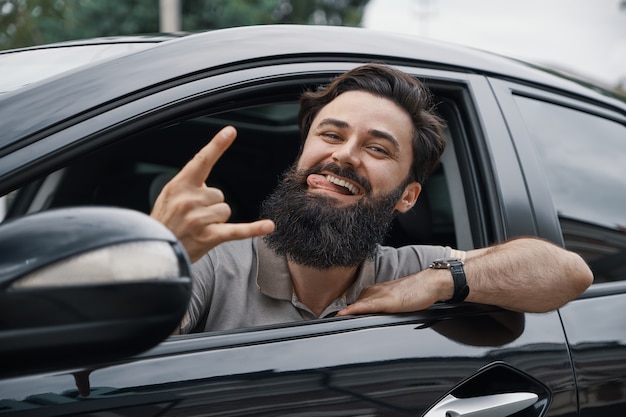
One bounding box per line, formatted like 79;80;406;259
0;25;625;416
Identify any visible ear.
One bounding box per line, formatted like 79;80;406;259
394;181;422;213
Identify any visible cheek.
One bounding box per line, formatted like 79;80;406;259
370;165;411;193
295;149;312;170
296;140;325;170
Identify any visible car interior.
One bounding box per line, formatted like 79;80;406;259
3;97;461;251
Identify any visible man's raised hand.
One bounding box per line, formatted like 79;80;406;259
150;126;275;263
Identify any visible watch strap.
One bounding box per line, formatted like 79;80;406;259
429;258;470;303
448;261;470;303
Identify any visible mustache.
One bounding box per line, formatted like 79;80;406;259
299;162;373;194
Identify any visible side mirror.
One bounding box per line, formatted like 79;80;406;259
0;207;191;376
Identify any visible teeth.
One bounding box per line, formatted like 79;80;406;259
326;175;358;195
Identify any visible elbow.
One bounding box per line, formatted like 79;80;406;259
569;251;594;297
578;264;595;293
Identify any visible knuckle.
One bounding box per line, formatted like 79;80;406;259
157;181;178;198
220;203;232;218
185;212;206;230
192;151;209;166
213;204;232;222
177;196;201;213
206;187;225;202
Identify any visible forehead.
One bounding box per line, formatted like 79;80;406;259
312;91;413;148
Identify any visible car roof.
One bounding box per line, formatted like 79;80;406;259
0;34;184;95
0;34;185;53
0;24;623;152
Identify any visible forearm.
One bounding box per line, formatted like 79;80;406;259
338;237;593;317
463;237;594;312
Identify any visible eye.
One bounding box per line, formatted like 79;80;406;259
367;145;391;157
321;132;342;141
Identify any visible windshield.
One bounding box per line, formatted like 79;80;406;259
0;43;157;94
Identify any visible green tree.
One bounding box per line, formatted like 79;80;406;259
182;0;366;29
0;0;369;50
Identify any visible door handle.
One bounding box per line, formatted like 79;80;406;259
423;392;538;417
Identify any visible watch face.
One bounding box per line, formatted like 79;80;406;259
430;257;463;269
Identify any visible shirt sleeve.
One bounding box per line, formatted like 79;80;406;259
374;245;459;282
180;254;216;334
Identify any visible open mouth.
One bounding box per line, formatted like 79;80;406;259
305;172;363;197
325;174;359;195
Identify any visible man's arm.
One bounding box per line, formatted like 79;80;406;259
460;237;593;312
338;237;594;315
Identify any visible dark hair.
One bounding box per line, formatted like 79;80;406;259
298;63;446;184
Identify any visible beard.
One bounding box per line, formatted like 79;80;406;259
260;162;406;269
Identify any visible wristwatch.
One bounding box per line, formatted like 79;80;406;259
429;257;470;303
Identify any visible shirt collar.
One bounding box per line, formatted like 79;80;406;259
345;257;376;303
256;237;292;300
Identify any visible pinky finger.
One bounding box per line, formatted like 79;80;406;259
208;219;276;246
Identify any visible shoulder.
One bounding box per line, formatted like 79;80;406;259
192;237;257;276
210;237;257;261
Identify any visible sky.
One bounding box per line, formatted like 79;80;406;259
362;0;626;89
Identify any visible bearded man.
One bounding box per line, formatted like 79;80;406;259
150;64;593;333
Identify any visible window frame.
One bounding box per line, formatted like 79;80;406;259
2;63;486;248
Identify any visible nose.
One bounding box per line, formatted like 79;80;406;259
331;139;361;167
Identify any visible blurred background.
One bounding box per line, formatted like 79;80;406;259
1;0;624;95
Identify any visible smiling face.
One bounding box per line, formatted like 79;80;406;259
261;91;423;268
296;90;421;212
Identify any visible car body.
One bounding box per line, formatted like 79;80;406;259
0;24;625;416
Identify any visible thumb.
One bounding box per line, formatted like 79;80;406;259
336;297;384;316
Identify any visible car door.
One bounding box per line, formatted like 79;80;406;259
0;61;576;416
1;310;566;416
491;78;626;415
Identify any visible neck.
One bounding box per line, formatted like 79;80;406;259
288;261;358;317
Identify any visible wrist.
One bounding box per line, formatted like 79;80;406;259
417;267;454;303
429;257;470;303
432;268;455;302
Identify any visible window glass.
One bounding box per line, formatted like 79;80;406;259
514;96;626;283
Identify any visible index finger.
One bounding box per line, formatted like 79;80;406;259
176;126;237;186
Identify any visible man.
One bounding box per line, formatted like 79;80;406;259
150;64;593;333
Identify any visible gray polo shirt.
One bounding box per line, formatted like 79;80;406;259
181;237;454;333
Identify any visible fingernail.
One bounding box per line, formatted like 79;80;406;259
221;126;235;137
262;220;276;234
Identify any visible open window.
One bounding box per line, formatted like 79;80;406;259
3;81;473;254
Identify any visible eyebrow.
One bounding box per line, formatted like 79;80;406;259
316;118;401;153
316;118;349;129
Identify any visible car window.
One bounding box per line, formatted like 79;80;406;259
2;98;460;250
514;95;626;283
0;75;476;336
